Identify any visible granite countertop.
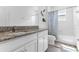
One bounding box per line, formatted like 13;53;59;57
0;29;48;42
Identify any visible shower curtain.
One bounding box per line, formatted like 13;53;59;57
48;11;58;37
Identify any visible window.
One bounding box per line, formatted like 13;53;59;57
58;9;66;21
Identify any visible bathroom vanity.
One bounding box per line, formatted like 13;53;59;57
0;29;48;52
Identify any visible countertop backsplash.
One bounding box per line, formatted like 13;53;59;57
0;26;38;32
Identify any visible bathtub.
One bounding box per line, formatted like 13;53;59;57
56;35;76;46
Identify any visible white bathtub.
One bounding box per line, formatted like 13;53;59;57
57;35;76;46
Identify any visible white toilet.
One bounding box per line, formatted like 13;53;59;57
48;35;56;45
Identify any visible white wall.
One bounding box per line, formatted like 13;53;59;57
0;6;48;27
57;7;76;45
8;6;39;26
58;7;74;36
38;6;48;29
0;7;9;26
0;6;39;26
73;7;79;39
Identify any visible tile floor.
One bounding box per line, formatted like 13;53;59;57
47;41;77;52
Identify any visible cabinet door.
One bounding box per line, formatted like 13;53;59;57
38;30;48;52
43;30;48;51
43;36;48;51
38;38;44;52
24;40;37;52
14;40;37;52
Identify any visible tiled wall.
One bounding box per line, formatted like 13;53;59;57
0;26;38;32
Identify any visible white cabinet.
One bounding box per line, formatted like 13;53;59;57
38;30;48;52
43;35;48;51
38;37;44;52
13;30;48;52
0;30;48;52
14;40;37;52
24;40;37;52
13;33;37;52
43;30;48;51
0;33;37;52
